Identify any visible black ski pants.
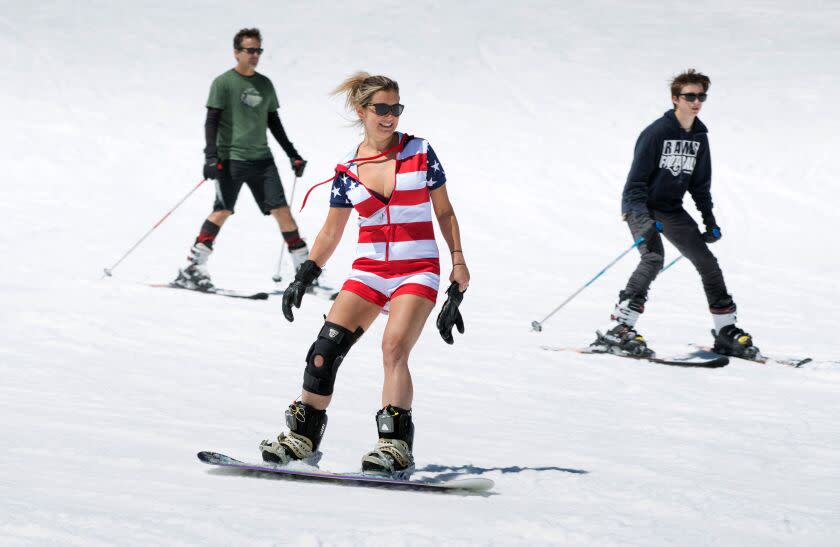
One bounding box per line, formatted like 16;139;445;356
621;208;733;310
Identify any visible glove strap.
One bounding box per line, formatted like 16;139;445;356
295;260;322;285
446;281;464;304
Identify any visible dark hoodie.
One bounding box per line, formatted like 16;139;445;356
621;110;715;227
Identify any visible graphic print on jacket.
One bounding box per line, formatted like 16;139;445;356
329;133;447;312
240;87;264;108
659;140;701;176
621;110;713;219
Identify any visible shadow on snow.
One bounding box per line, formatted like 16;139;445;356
416;463;589;481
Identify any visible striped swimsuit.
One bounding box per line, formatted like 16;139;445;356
329;133;447;312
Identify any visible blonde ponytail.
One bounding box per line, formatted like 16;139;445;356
332;72;399;114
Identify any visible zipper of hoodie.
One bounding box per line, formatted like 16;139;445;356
384;206;391;262
384;155;399;263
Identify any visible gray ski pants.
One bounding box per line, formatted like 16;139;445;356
621;208;733;310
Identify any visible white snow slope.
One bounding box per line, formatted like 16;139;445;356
2;1;839;545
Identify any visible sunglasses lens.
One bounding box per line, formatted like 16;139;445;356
371;103;404;116
681;93;707;103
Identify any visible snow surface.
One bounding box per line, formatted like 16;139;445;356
2;1;840;545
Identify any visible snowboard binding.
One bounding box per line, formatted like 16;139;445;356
590;324;655;359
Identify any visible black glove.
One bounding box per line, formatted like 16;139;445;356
291;157;307;177
634;213;663;242
203;157;222;180
436;282;465;345
282;260;322;322
702;225;722;243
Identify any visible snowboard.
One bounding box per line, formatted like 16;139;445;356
197;451;495;493
541;345;729;368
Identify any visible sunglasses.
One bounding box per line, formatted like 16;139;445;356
237;47;264;55
679;92;708;103
366;103;405;116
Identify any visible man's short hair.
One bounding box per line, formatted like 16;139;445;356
670;69;711;97
234;28;262;49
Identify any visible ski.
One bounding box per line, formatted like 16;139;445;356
689;344;812;368
197;451;494;493
272;284;339;301
149;283;269;300
541;346;729;368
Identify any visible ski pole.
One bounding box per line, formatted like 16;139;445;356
102;178;207;278
531;236;645;332
272;174;300;283
660;255;683;272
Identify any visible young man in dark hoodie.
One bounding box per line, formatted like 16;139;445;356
591;69;759;359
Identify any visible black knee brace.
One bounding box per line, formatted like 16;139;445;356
302;321;364;396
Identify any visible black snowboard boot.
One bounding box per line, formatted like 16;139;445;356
712;325;760;360
260;401;327;466
361;405;415;479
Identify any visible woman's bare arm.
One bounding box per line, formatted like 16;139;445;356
430;185;470;291
308;207;353;267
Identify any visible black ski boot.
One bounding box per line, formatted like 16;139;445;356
259;401;327;466
361;405;415;479
712;325;760;360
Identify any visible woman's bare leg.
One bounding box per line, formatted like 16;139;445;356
379;294;435;409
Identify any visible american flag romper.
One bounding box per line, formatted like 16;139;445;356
329;133;447;313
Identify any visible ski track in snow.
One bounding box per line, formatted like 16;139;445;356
2;1;840;545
